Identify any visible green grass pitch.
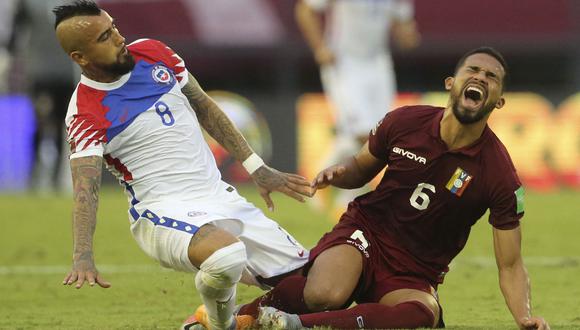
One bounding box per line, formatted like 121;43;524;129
1;186;579;329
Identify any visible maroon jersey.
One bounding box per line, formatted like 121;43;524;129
349;105;524;283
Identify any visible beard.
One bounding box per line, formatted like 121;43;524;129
451;99;495;124
99;53;136;76
451;87;495;125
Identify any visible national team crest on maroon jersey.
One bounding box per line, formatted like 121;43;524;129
446;167;473;197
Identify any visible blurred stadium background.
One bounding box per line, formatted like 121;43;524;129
0;0;579;329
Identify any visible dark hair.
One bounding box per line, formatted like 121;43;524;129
455;46;509;89
53;0;101;29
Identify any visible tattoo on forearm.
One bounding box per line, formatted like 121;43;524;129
182;75;252;161
70;156;102;258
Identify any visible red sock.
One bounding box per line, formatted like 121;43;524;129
299;301;435;329
237;275;311;317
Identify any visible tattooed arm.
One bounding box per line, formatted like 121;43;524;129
181;73;253;162
62;156;110;289
181;73;313;210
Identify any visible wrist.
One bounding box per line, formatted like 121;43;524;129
73;250;93;260
242;153;265;175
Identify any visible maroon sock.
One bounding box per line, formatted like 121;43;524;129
299;301;435;329
237;275;311;318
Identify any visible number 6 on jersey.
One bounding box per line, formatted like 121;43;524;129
410;183;436;210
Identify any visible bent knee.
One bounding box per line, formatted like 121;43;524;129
417;297;440;328
304;283;352;311
407;299;440;328
188;224;241;267
198;241;247;288
381;288;440;328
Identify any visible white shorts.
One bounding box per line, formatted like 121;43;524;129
128;186;308;287
321;53;396;138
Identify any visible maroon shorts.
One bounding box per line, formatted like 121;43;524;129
307;213;440;305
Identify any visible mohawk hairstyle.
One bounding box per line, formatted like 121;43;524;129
455;46;509;90
53;0;101;29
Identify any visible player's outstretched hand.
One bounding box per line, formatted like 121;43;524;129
311;165;347;192
520;316;550;330
251;165;313;211
63;253;111;289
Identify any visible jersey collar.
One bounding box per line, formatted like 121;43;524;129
429;108;491;157
80;71;132;91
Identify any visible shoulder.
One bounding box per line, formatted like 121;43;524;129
368;105;441;158
127;38;169;54
65;83;109;129
482;128;525;227
127;38;183;66
482;128;522;188
128;38;188;84
484;129;518;174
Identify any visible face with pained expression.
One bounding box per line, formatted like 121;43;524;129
445;53;506;124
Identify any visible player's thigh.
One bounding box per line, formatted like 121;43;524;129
304;244;362;310
129;199;244;272
379;288;440;327
223;198;308;282
187;223;240;268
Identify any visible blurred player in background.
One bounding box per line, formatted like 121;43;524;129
295;0;420;216
228;47;549;330
53;1;312;330
0;0;19;93
21;0;77;193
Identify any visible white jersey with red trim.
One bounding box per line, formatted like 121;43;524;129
65;38;228;204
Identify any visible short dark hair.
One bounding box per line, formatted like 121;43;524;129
455;46;509;89
53;0;101;29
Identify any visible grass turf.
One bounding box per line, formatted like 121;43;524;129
0;186;578;329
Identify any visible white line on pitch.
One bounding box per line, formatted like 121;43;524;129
0;264;168;275
452;256;580;268
0;256;578;275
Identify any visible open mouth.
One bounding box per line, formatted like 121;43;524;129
464;86;483;101
463;85;485;108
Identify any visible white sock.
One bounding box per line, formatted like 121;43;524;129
194;242;246;330
195;274;236;330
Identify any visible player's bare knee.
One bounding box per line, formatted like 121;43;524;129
304;283;350;311
424;297;440;328
187;223;240;267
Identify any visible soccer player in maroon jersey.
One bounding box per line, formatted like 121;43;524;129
221;47;549;330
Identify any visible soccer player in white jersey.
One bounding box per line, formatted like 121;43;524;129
296;0;420;213
53;1;313;329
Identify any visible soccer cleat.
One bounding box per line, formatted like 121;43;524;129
257;306;303;330
180;312;206;330
182;305;255;330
